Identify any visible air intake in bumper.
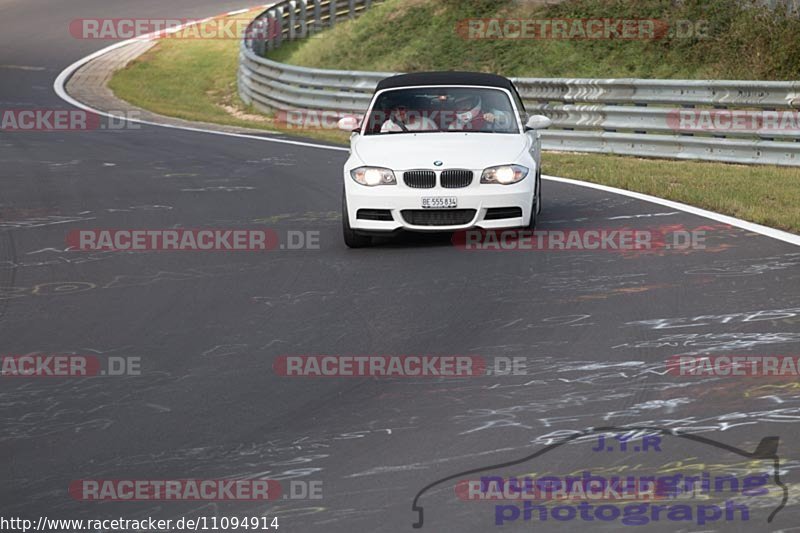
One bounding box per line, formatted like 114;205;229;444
357;209;394;221
484;207;523;220
401;209;477;226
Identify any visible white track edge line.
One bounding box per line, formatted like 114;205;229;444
544;175;800;246
53;4;347;153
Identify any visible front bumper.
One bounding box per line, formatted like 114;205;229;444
345;175;534;232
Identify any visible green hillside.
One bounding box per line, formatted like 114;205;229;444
269;0;800;79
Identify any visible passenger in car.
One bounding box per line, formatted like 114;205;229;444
448;94;513;132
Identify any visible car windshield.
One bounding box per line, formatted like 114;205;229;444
364;87;519;135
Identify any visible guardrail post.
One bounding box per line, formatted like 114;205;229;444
288;1;297;41
349;0;357;18
274;6;284;48
330;0;337;26
311;0;322;34
245;19;255;51
252;18;265;56
298;0;308;39
298;0;309;38
264;13;274;51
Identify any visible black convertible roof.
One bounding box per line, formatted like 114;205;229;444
376;71;515;91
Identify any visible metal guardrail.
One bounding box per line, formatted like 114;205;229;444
245;0;380;57
239;0;800;166
750;0;800;17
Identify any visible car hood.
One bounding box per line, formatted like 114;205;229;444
352;132;530;170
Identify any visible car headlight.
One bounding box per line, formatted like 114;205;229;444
350;167;397;186
481;165;529;185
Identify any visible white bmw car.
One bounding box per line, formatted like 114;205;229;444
339;71;552;248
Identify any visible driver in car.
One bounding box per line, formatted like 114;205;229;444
448;94;512;132
380;101;438;133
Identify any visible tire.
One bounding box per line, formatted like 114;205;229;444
536;168;543;215
342;189;372;248
527;170;540;230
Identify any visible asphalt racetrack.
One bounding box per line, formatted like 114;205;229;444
1;1;799;531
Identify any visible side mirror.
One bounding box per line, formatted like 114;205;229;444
338;116;361;132
525;115;552;131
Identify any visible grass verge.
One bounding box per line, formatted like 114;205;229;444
108;11;800;233
546;153;800;233
108;11;350;145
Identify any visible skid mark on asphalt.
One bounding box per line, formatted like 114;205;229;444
251;211;340;225
684;252;800;277
613;332;800;355
245;156;297;166
1;251;114;270
574;283;674;300
0;426;400;515
333;350;800;451
250;273;676;311
181;186;256;192
625;307;800;330
0;215;95;230
544;211;681;224
201;344;249;357
0;260;289;300
345;446;521;479
0;204;176;233
103;204;173;213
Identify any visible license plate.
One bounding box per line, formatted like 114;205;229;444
421;197;458;209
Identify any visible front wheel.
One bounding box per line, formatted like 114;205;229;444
342;189;372;248
536;168;542;215
527;170;541;229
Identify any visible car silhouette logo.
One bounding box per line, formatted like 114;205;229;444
411;425;787;528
